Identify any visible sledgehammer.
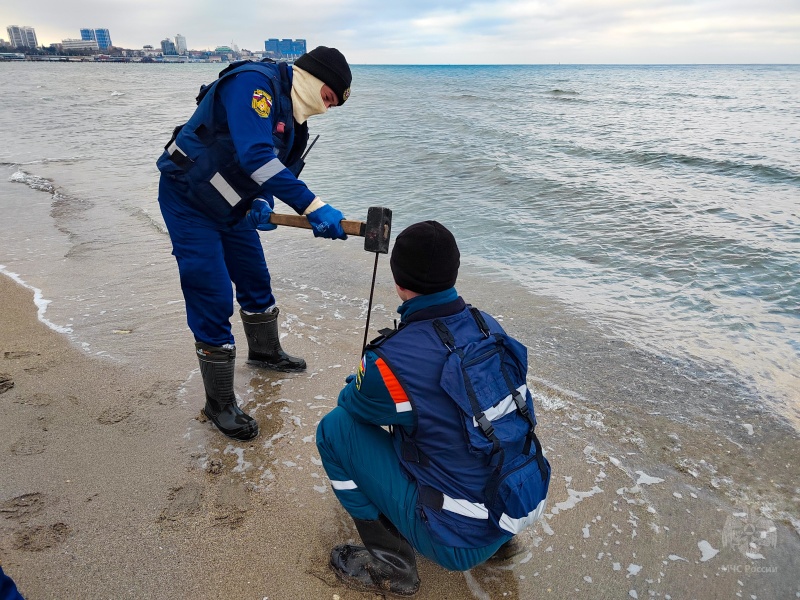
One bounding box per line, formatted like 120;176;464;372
268;207;392;354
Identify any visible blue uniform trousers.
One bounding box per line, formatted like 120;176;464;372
316;407;505;572
158;175;274;346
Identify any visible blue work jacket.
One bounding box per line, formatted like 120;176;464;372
156;61;315;225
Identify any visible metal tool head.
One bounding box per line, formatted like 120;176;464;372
363;206;392;254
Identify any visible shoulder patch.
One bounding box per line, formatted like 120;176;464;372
356;356;366;390
252;89;272;118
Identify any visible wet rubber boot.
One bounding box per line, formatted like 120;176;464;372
330;515;420;597
239;307;306;372
196;342;259;441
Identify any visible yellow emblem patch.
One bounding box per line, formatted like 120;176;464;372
252;89;272;118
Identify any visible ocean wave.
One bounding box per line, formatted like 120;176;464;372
9;170;56;194
620;150;800;185
132;207;169;235
0;157;84;167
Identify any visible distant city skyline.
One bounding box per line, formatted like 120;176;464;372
2;0;799;64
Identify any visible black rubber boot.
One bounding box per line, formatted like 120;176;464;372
330;516;420;597
240;307;306;372
196;342;259;441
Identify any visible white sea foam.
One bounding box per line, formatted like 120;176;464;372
698;540;719;562
635;471;665;486
0;266;73;334
550;486;604;514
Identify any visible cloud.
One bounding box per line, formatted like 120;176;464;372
1;0;798;62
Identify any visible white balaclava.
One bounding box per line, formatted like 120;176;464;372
291;66;328;124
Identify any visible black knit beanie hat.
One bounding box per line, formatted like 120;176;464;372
294;46;352;105
390;221;460;295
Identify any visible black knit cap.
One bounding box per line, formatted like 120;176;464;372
294;46;352;106
390;221;460;295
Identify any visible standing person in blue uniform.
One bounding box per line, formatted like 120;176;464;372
157;47;352;441
316;221;551;596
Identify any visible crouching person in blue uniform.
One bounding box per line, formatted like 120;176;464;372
317;221;552;596
157;46;353;441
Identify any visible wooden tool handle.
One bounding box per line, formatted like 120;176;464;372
269;212;366;236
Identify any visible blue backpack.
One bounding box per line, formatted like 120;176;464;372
433;307;551;536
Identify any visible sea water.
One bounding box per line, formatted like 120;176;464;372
1;62;797;426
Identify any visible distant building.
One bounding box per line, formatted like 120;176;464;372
95;29;112;49
6;25;38;48
80;28;112;49
263;38;306;61
175;34;187;55
61;39;100;50
61;38;100;51
161;38;177;55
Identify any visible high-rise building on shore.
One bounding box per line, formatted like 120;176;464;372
161;38;177;55
175;34;187;55
6;25;38;48
95;29;112;49
81;28;113;49
264;38;306;61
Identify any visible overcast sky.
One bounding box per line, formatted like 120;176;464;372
3;0;799;63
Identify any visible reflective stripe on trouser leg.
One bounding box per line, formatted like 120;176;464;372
316;407;381;521
314;406;505;571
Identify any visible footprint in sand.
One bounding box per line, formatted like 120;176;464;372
0;492;46;521
212;481;249;528
13;393;53;407
96;406;133;425
3;351;39;360
138;379;180;407
0;373;13;394
10;436;47;456
12;523;70;551
159;482;204;523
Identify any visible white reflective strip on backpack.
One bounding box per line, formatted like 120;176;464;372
498;497;548;535
442;495;489;520
330;479;358;490
251;158;286;184
395;401;412;413
210;173;242;206
472;384;528;427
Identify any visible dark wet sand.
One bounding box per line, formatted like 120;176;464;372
1;253;798;599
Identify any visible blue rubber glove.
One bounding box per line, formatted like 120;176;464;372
306;202;347;240
235;198;277;231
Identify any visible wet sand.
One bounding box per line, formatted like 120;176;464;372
1;253;799;599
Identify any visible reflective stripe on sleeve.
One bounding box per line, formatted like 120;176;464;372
498;497;547;534
330;479;358;491
441;495;489;520
374;358;412;414
472;384;528;427
210;173;242;207
167;140;186;157
251;158;286;185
